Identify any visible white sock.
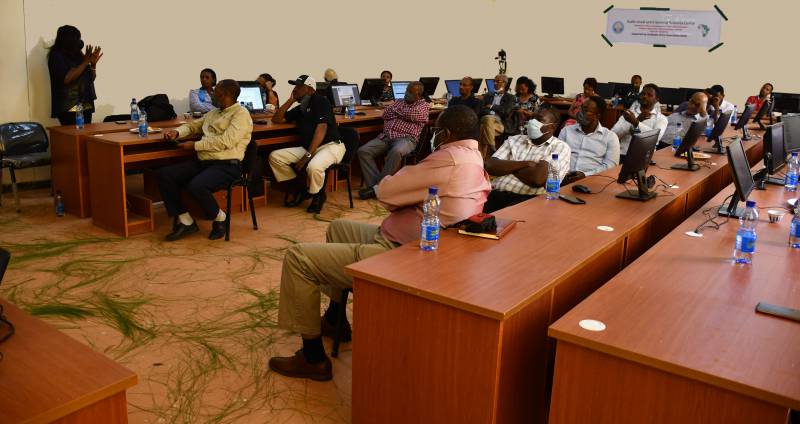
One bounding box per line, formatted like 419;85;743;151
214;210;226;222
178;213;194;226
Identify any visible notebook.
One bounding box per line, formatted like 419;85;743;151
457;217;518;240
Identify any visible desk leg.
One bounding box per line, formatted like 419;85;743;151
54;390;129;423
549;342;788;424
87;140;128;237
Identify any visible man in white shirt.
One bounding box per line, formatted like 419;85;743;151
711;84;735;115
661;92;708;149
484;108;570;212
611;83;668;159
560;96;620;184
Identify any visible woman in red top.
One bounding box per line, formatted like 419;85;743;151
565;77;598;127
746;82;774;114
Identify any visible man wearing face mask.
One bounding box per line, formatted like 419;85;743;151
158;80;253;241
478;74;516;159
660;92;709;150
268;105;490;382
270;75;344;213
357;82;430;200
561;96;620;184
611;83;668;160
483;109;570;213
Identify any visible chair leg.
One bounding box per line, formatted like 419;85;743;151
248;193;258;230
345;166;353;208
224;184;233;241
331;288;352;358
9;167;20;213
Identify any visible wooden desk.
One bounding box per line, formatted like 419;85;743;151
548;185;799;423
0;300;137;423
345;126;765;423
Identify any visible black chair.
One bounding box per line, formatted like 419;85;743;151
103;114;132;123
224;139;261;241
325;127;360;209
0;247;9;285
0;122;51;212
403;123;434;165
331;288;352;358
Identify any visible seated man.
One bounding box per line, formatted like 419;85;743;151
158;79;253;241
710;84;735;114
270;75;344;213
622;74;642;108
478;74;515;158
436;77;482;115
560;96;620;184
611;83;668;159
268;106;491;381
357;81;429;199
676;88;716;118
660;91;709;149
484;108;570;213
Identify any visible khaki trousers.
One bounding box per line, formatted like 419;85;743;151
277;220;397;336
268;141;346;194
479;115;504;159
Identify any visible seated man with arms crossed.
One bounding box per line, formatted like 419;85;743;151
268;106;491;381
357;81;429;200
560;96;620;184
158;79;252;241
270;74;344;213
484;108;570;213
611;83;668;160
478;74;516;158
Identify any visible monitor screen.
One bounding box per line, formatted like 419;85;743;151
486;79;495;94
445;80;461;96
773;93;800;114
237;86;265;111
782;113;800;153
681;88;703;102
541;77;564;95
359;78;384;102
419;77;439;97
331;84;361;107
471;78;483;94
392;82;411;99
595;82;615;99
612;82;632;97
659;87;685;106
764;122;786;174
727;137;755;203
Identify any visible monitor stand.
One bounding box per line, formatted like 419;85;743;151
616;170;657;201
741;126;752;141
671;150;700;171
704;137;727;155
717;193;746;218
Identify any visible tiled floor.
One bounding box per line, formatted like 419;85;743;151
0;186;386;423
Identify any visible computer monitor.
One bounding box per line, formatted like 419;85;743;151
445;80;461;96
541;77;564;97
757;123;786;187
671;120;707;171
391;81;411;100
781;113;800;153
752;96;775;129
773;92;800;114
486;78;513;94
616;129;660;201
718;137;755;218
681;88;704;102
704;110;734;155
419;77;439;98
330;84;361;108
236;83;265;112
733;103;756;140
612;82;632;98
659;87;685;109
359;78;385;105
595;82;615;99
471;78;483;94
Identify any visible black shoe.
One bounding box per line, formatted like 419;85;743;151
165;222;199;241
306;192;326;213
286;190;312;207
321;316;352;342
358;187;376;200
208;220;226;240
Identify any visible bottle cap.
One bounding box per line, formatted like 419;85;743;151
428;186;438;195
746;200;756;208
552;154;558;160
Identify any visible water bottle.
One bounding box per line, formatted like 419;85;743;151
445;92;453;106
130;98;139;123
790;207;800;249
731;105;738;124
672;122;682;152
54;190;65;217
611;95;620;108
75;103;84;129
419;186;441;251
138;109;148;138
347;96;356;120
785;152;799;192
705;115;714;137
545;154;560;200
733;200;758;264
262;91;268;110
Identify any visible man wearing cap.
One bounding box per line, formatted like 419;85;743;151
270;74;344;213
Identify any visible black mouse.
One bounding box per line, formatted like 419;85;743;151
572;184;592;194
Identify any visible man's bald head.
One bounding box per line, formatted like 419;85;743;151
687;92;708;116
405;81;424;103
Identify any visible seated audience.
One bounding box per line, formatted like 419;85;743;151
380;70;394;102
158;80;253;241
270;75;344;213
256;73;280;107
564;77;598;127
622;74;642;108
478;74;516;158
440;77;482;115
484;108;569;213
268;105;491;381
611;83;668;159
561;96;620;184
746;82;774;118
357;82;429;199
710;84;735;115
676;87;716;118
189;68;217;114
660;91;708;149
512;76;539;132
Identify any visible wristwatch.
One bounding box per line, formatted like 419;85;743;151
304;152;312;158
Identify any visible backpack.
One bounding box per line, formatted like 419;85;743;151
137;94;177;122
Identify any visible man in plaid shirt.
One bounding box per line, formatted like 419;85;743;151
484;108;571;213
357;81;429;199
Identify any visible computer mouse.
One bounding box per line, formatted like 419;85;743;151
572;184;592;194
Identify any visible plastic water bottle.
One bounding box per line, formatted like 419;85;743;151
130;98;139;122
75;103;84;129
545;154;560;200
138;109;148;138
611;95;620;108
705;115;714;137
346;96;356;120
731;105;738;124
733;200;758;264
54;190;65;217
785;152;799;192
445;92;453;106
419;186;441;251
672;122;682;152
790;208;800;249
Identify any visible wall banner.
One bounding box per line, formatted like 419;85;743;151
605;8;722;48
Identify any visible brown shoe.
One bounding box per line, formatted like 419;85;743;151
268;349;332;381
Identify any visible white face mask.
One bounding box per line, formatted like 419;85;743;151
526;119;546;139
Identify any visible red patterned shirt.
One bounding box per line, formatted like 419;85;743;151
380;99;430;142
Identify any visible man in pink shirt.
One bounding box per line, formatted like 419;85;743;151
269;106;490;381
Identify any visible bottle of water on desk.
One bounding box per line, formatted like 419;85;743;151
785;152;799;192
731;105;738;124
130;98;139;123
545;154;560;200
420;186;441;251
790;207;800;248
445;93;453;106
347;96;356;119
75;103;84;129
733;200;758;264
672;122;682;152
705;116;714;137
138;109;148;138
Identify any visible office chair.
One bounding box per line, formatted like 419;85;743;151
0;122;51;212
224;139;261;241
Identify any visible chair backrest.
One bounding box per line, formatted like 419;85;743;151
339;127;360;166
0;122;48;156
0;248;10;288
103;114;132;123
242;138;259;175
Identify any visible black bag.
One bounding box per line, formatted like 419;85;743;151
137;94;177;122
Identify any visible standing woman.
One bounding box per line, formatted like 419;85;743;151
48;25;102;125
189;68;217;113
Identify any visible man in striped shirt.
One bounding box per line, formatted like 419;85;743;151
484;108;571;213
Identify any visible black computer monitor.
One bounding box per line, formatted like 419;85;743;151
659;87;686;109
612;82;632;97
541;77;564;97
419;77;439;98
471;78;483;94
705;110;734;155
359;78;385;105
616;129;660;201
330;84;361;108
773;93;800;114
718;138;755;218
671;120;707;171
236;82;265;112
445;80;461;96
752;96;775;129
681;88;703;102
734;103;756;141
595;82;615;99
781;113;800;153
758;123;786;187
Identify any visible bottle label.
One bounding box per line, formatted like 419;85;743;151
546;179;559;193
736;232;756;254
792;221;800;238
785;173;798;187
673;137;681;147
139;122;148;136
421;223;439;241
